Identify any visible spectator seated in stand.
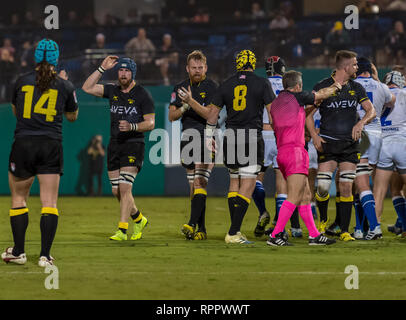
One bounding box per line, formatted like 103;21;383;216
385;20;406;65
0;48;17;101
155;33;179;85
125;28;156;81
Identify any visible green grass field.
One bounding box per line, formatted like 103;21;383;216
0;196;405;300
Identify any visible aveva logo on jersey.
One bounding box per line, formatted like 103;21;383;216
110;105;138;115
326;100;358;109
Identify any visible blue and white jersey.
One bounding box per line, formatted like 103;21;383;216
381;87;406;138
264;76;284;124
355;76;393;134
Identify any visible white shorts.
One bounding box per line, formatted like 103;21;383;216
377;136;406;173
308;140;318;170
263;130;278;169
361;130;382;165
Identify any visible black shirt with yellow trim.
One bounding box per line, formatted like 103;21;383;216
313;76;369;141
12;71;78;141
103;83;155;143
170;77;218;133
211;71;275;133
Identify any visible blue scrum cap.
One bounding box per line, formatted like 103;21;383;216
34;39;59;67
117;57;137;80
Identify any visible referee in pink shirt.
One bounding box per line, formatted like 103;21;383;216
267;71;340;246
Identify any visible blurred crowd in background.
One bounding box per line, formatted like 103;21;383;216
1;0;406;101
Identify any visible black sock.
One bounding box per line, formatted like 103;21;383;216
40;213;59;259
227;193;237;221
131;210;142;223
290;208;300;229
10;208;29;256
228;196;249;235
197;202;207;233
316;193;330;222
339;200;353;233
189;193;206;227
333;192;341;226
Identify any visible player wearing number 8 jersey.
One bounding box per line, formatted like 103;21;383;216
206;50;276;244
2;39;78;267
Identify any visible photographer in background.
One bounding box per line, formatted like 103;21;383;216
87;135;105;196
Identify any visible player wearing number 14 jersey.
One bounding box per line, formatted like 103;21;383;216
206;50;275;244
2;39;78;267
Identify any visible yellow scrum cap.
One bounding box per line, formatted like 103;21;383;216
236;50;256;71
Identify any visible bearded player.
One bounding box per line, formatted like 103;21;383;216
82;56;154;241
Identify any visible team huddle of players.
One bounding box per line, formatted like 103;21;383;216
174;49;406;246
3;38;406;267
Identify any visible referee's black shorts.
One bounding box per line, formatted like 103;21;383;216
9;136;63;178
107;139;145;173
317;137;360;164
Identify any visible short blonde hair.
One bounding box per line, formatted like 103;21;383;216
335;50;357;69
187;50;207;65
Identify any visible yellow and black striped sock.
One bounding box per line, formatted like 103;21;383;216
10;207;29;256
228;194;250;235
334;192;341;226
189;188;207;227
316;193;330;222
118;222;128;234
339;196;354;233
227;192;238;220
40;207;59;259
131;210;143;224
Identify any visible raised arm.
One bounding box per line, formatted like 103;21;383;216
82;55;118;97
313;82;341;105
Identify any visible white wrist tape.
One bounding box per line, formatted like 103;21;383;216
205;123;216;138
180;103;190;113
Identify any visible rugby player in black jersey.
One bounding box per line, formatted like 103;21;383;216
82;56;155;241
205;50;276;244
2;39;78;267
306;50;376;241
168;50;218;240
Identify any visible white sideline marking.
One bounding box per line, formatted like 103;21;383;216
2;271;406;276
124;271;406;276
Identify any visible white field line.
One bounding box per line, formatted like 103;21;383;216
123;271;406;276
2;271;406;276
